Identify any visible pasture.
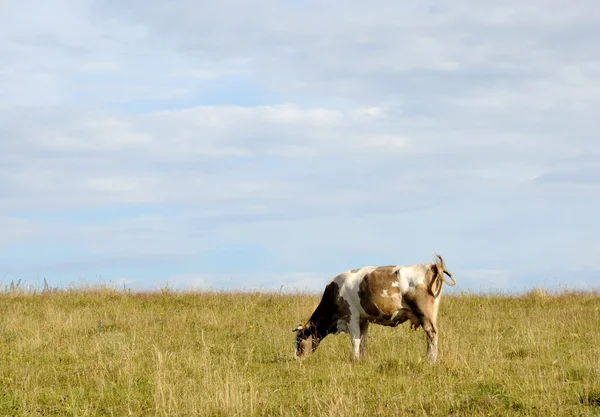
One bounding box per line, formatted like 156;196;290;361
0;286;599;416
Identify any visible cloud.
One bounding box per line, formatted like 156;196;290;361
534;154;600;184
0;0;599;292
0;217;45;246
79;61;121;72
88;0;600;108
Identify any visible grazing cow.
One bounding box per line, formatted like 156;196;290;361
292;255;456;363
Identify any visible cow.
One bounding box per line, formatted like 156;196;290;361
292;254;456;363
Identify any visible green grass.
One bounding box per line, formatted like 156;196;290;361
0;286;599;416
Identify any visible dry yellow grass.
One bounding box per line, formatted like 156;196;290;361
0;285;599;416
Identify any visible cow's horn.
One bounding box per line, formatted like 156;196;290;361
292;324;303;332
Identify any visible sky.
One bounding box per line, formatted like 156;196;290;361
1;0;599;294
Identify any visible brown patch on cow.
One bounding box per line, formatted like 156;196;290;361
358;266;402;320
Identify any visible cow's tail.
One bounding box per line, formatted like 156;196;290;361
428;254;456;297
442;269;456;286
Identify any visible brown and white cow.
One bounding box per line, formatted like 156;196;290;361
292;255;456;363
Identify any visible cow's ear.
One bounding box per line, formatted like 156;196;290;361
292;324;304;332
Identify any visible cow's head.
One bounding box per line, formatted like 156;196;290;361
292;323;320;359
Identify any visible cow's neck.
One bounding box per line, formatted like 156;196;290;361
308;313;335;341
306;280;341;342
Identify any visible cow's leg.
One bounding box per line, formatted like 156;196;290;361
359;320;369;360
422;318;438;363
406;310;421;331
407;285;440;363
348;315;362;362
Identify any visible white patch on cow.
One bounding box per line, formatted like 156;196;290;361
332;266;377;318
336;319;348;334
433;291;442;314
391;281;400;288
397;264;429;294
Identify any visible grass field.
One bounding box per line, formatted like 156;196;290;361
1;285;599;416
